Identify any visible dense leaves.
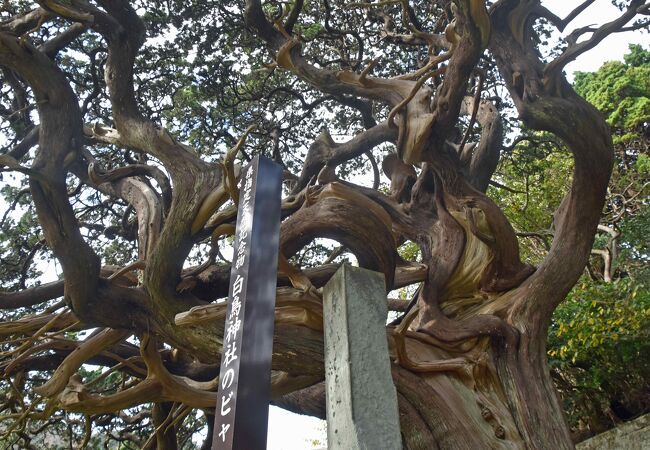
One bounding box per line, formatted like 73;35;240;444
550;280;650;435
574;44;650;144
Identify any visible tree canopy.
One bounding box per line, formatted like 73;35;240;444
0;1;649;449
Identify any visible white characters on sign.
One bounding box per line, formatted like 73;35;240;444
217;166;255;443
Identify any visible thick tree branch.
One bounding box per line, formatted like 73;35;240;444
281;182;397;288
87;159;172;214
0;32;101;320
0;8;52;35
3;125;38;161
458;96;503;192
0;280;64;310
73;158;164;260
39;22;87;58
293;121;396;192
491;1;614;324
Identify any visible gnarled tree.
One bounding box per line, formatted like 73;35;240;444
0;0;648;448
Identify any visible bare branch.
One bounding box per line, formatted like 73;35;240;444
39;22;87;58
591;249;613;282
3;125;39;161
0;8;52;35
546;0;645;77
293;122;396;193
489;180;524;194
0;281;64;310
535;0;595;32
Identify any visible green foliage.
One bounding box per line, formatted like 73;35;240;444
0;184;44;291
624;44;650;67
574;44;650;144
619;205;650;261
549;279;650;365
297;23;324;41
489;133;570;263
636;153;650;174
548;277;650;430
398;241;420;263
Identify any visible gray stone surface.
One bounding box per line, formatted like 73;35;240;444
577;414;650;450
323;264;402;450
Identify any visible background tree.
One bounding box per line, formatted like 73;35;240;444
0;1;648;448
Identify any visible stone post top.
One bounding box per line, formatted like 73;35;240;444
329;263;387;287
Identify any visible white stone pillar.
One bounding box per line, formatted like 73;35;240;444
323;264;402;450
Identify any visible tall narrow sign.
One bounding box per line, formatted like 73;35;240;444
212;156;282;450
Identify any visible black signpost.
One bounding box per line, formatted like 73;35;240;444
212;156;283;450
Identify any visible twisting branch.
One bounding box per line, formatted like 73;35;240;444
75;157;164;261
293;122;396;193
34;328;131;398
491;0;615;325
545;0;645;79
40;0;227;296
535;0;595;32
0;29;101;321
281;182;398;288
334;95;377;128
87;161;172;213
0;280;64;310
